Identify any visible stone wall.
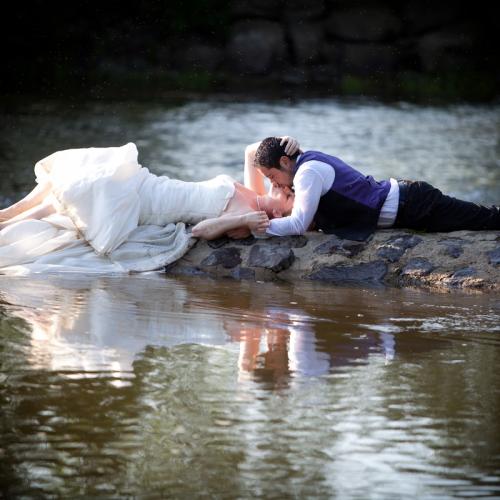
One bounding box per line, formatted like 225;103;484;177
3;1;498;100
166;230;500;292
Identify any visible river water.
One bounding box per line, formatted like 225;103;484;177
1;98;499;498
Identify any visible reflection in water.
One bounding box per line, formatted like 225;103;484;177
0;274;441;386
1;274;500;497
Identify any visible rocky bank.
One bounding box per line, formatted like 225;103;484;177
166;230;500;291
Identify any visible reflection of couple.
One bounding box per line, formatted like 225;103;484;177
1;136;499;271
0;275;395;385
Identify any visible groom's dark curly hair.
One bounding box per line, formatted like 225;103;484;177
254;137;299;169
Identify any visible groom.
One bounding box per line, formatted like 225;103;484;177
252;136;500;239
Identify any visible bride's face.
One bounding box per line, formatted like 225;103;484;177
268;187;295;218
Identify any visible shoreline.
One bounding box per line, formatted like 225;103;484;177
165;229;500;292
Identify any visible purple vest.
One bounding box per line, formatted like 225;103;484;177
295;151;391;234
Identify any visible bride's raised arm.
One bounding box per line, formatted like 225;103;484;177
243;136;300;195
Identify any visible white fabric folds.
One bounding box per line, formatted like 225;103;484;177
0;143;197;275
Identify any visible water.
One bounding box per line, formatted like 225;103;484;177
1;274;500;498
1;97;500;497
1;98;500;202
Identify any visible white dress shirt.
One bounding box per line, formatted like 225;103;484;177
267;158;399;236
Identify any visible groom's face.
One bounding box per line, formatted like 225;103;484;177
257;156;294;190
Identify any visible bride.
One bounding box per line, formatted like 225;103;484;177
0;138;297;273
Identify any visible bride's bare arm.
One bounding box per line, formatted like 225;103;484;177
243;142;267;195
0;181;52;221
191;211;269;240
243;137;300;195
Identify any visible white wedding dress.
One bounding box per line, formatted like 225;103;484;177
0;143;235;274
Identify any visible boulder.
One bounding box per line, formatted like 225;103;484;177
165;230;500;291
226;20;287;74
325;7;402;42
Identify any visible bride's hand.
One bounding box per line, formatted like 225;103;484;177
280;136;300;156
243;211;269;232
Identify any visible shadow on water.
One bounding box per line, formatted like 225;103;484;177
1;273;500;497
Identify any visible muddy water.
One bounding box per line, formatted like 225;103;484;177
0;273;499;498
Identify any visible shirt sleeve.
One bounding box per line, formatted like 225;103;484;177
266;169;324;236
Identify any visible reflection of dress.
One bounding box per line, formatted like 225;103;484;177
0;143;235;274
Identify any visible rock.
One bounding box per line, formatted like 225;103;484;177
488;247;500;266
231;267;256;280
314;235;366;257
340;42;399;75
439;238;464;258
284;0;326;21
201;248;242;269
417;26;474;72
288;22;324;65
325;7;402;42
230;0;283;19
231;235;257;246
265;235;308;248
165;229;500;291
451;267;477;279
401;258;434;277
377;234;423;262
446;267;481;288
309;261;387;284
248;245;295;272
175;42;224;71
399;1;463;35
208;237;231;249
226;20;287;74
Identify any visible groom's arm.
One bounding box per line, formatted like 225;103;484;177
265;169;323;236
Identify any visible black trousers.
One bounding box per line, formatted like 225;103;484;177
394;180;500;232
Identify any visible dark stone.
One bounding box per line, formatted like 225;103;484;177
309;260;387;284
226;20;287;74
230;0;282;19
417;27;474;73
313;235;366;257
165;266;208;278
399;1;462;34
447;267;478;287
265;235;308;248
284;0;326;21
232;235;257;246
377;234;423;262
487;247;500;266
439;238;464;258
248;245;295;272
201;248;242;269
377;245;406;263
451;267;477;279
231;267;256;280
323;227;374;242
401;258;434;277
207;237;230;249
341;42;399;75
175;42;224;71
288;22;324;65
325;7;402;42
